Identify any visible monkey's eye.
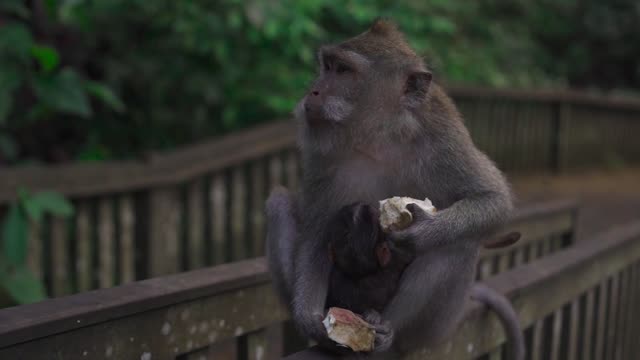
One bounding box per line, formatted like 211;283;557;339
323;62;331;72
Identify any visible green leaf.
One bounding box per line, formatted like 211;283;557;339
85;81;126;113
1;205;28;266
0;266;47;304
429;17;457;35
0;24;33;61
30;191;74;217
22;199;44;224
34;68;92;117
0;69;21;125
31;45;60;74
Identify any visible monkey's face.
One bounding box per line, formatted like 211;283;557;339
328;203;388;278
295;20;433;154
294;47;366;128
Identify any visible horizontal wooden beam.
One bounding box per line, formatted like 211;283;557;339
0;257;271;348
0;120;296;203
448;86;640;111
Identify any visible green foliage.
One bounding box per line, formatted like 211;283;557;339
0;189;74;305
0;0;638;163
33;68;92;117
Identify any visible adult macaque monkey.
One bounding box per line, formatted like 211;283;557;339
267;19;521;357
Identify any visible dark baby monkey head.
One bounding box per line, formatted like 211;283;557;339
294;19;433;154
326;203;392;278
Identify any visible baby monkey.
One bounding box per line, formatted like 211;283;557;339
325;202;521;315
325;202;413;315
324;202;524;358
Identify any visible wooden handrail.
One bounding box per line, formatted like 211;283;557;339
0;257;270;348
0;120;296;203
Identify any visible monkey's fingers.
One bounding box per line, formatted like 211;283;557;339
405;203;434;222
373;326;394;353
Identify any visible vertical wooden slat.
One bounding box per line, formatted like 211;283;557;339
531;320;544;360
149;187;181;276
478;259;492;281
98;199;115;288
550;309;563;360
119;195;135;283
513;247;524;267
75;202;92;292
231;167;247;261
187;180;204;269
246;329;267;360
251;161;266;257
594;280;608;359
635;263;640;355
488;347;502;360
26;222;42;282
614;270;628;360
625;263;640;358
51;217;68;296
541;237;552;257
567;298;580;360
265;324;284;359
582;289;596;360
605;274;619;357
210;175;227;265
498;253;510;274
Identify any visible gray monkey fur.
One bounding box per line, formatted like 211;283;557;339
265;19;524;358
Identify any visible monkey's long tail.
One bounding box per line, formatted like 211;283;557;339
470;283;525;360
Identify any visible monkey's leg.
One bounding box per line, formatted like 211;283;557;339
470;283;525;360
383;252;476;351
265;186;299;308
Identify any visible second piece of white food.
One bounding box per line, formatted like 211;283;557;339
379;196;436;232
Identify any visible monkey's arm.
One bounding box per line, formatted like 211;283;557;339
266;187;332;342
393;143;513;252
291;227;333;342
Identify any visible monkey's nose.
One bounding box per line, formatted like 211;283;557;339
311;91;319;96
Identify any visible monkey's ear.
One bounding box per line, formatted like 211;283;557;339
405;71;432;106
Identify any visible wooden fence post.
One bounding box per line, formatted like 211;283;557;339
148;186;181;277
551;100;571;173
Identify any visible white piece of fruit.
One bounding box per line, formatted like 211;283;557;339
379;196;436;232
323;307;375;352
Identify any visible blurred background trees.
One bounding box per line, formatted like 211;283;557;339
1;0;639;165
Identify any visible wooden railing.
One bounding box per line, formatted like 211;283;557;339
477;199;577;280
285;221;640;360
1;219;638;360
0;87;637;297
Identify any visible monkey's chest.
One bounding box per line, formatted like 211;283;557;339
332;158;398;204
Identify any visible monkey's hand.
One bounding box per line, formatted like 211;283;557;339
364;310;394;353
388;203;438;251
294;310;332;344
